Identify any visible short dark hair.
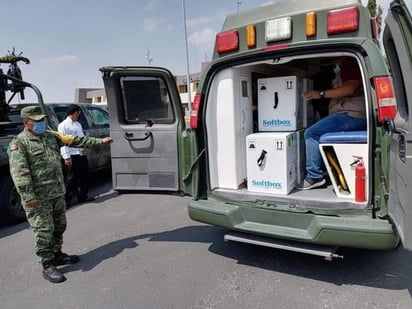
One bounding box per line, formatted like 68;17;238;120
66;104;81;117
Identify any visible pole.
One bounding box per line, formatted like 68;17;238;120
182;0;192;117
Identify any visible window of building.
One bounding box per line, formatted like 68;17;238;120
179;84;188;93
192;82;199;92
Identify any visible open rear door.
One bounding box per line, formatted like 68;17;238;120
100;66;195;193
383;0;412;249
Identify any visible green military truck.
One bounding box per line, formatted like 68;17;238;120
0;55;111;225
101;0;412;259
0;53;45;224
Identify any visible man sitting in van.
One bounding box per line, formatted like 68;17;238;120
296;57;366;190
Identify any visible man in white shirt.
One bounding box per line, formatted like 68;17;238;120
58;104;94;205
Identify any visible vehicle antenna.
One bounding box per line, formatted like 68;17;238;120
145;49;153;65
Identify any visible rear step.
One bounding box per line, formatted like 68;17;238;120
224;232;343;261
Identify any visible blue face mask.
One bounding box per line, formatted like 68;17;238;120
33;121;46;135
333;64;341;75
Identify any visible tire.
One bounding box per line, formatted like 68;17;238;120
392;230;401;250
0;175;26;225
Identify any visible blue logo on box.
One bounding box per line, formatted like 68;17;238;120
262;119;292;127
252;180;282;189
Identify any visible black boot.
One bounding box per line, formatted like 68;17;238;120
65;193;74;209
78;195;95;203
53;251;80;266
42;262;66;283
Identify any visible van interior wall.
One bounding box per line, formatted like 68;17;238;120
205;56;369;209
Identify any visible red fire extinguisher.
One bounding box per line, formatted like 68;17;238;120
352;156;366;202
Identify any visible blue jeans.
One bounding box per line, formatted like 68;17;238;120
304;112;366;179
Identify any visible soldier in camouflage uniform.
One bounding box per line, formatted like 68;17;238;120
7;106;112;283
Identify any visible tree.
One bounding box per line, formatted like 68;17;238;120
367;0;383;34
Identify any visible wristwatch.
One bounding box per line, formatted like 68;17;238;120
319;90;325;98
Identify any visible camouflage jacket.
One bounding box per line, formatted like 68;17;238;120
8;129;104;204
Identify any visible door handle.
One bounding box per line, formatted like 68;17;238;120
123;132;152;141
398;134;406;163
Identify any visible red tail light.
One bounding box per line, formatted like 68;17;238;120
216;30;239;54
327;6;359;34
374;76;397;122
190;94;202;129
370;17;379;41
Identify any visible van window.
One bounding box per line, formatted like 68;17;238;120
120;76;174;124
52;105;89;130
85;105;109;127
45;106;60;130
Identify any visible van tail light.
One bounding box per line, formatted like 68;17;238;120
327;6;359;34
216;30;239;54
190;93;202;129
370;17;379;41
374;76;397;123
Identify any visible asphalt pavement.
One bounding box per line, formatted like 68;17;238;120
0;171;411;309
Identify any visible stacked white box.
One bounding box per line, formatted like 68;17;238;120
207;68;254;190
246;132;297;194
257;76;303;131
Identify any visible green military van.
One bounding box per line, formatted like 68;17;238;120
101;0;412;259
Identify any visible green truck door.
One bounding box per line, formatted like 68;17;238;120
101;67;186;192
383;0;412;250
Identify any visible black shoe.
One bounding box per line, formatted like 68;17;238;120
65;192;75;208
78;196;95;203
42;262;66;283
53;251;80;266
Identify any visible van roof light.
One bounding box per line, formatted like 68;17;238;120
265;17;292;42
246;24;256;48
262;43;290;52
306;12;317;37
216;30;239;54
327;6;359;35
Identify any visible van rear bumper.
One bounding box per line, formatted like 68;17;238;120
188;199;398;250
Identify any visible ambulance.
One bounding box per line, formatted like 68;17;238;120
101;0;412;259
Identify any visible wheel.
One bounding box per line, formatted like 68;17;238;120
0;175;26;224
392;230;401;250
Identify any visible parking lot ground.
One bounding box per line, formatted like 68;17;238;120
1;172;412;309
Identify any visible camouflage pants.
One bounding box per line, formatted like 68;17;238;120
24;196;67;264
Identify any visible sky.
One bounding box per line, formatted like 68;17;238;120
0;0;409;102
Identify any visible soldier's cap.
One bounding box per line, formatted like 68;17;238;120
20;106;47;121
